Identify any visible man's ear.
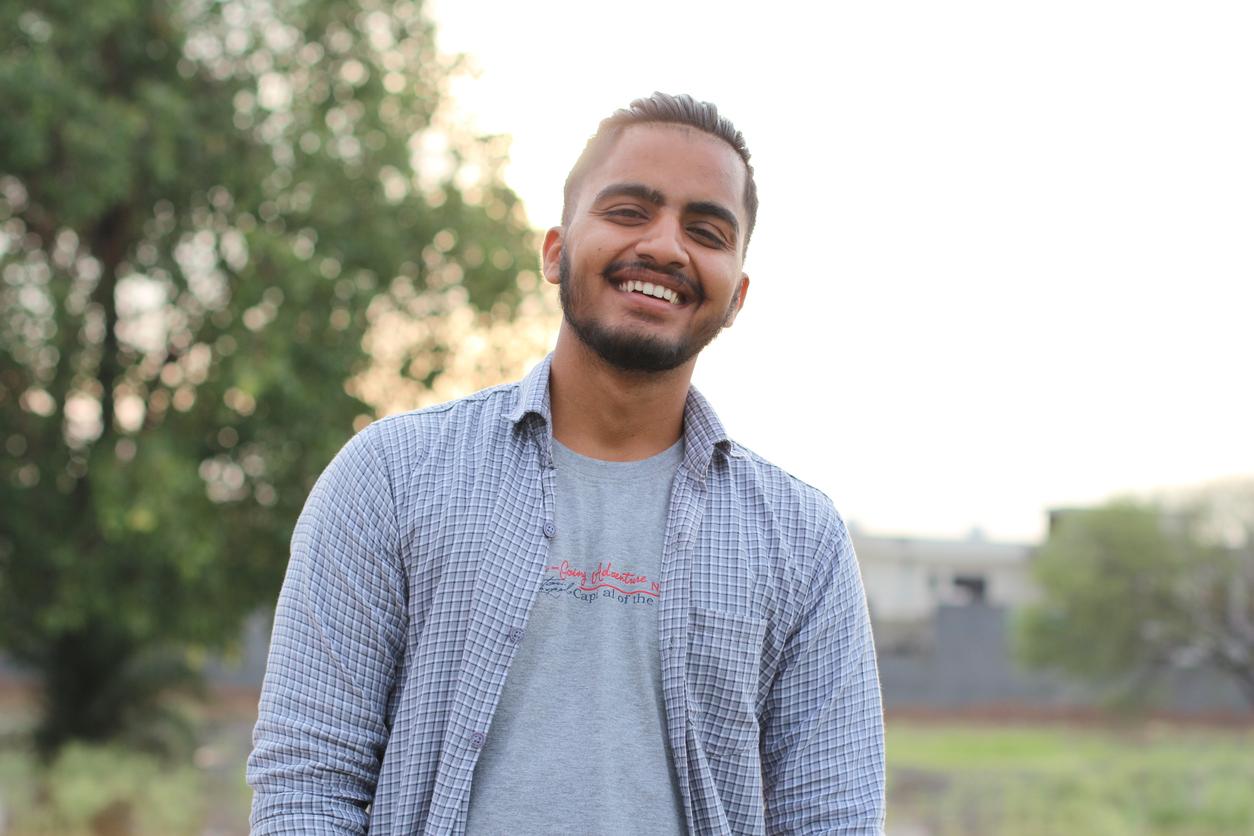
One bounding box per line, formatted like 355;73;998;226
541;227;564;286
723;274;750;327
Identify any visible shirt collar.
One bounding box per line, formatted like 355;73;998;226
508;352;554;428
680;383;741;477
507;353;740;476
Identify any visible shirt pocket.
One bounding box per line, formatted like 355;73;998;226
686;606;768;756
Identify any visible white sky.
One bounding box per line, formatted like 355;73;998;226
427;0;1254;542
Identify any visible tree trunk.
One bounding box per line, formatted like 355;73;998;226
90;203;130;445
1228;665;1254;709
34;626;137;759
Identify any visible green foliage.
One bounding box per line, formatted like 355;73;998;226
1014;490;1254;707
0;0;538;754
0;743;207;834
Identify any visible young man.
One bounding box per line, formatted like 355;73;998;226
248;93;885;835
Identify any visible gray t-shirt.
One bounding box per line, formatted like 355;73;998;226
464;437;688;835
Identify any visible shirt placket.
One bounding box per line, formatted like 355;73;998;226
431;420;556;836
658;462;708;835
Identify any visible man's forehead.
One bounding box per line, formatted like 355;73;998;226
582;123;747;210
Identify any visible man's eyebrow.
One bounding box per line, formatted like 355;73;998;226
593;183;665;206
685;200;740;238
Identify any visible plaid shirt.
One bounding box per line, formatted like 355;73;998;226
248;355;885;835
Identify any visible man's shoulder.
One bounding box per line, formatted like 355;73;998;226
723;441;848;544
376;379;521;429
383;378;525;430
346;379;525;470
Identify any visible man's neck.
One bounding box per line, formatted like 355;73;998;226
548;328;693;462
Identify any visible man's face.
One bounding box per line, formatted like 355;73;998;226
543;123;751;373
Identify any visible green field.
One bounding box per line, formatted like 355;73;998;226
887;720;1254;835
2;697;1252;835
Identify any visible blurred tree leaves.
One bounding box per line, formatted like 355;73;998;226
0;0;542;753
1016;483;1254;708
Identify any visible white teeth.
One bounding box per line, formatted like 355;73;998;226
617;281;680;304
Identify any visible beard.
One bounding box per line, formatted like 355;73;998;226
558;250;736;373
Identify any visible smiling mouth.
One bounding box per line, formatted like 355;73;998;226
615;279;681;305
604;261;694;306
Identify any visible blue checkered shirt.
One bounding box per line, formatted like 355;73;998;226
248;355;885;834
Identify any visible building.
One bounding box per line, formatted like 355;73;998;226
854;522;1251;715
852;527;1036;654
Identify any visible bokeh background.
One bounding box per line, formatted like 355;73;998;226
2;0;1252;833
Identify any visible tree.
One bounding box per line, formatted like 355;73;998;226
0;0;542;755
1015;485;1254;708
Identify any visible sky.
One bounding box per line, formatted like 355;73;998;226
425;0;1253;543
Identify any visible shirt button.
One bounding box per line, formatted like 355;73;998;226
507;627;525;644
471;731;486;749
542;520;557;538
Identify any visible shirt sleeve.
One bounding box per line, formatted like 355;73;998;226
760;512;886;835
247;426;406;835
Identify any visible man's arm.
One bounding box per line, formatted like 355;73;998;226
761;513;886;835
247;427;406;835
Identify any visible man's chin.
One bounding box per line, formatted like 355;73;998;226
574;325;691;374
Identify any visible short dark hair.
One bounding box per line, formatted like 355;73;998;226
561;92;759;253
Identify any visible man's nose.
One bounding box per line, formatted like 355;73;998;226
634;213;690;269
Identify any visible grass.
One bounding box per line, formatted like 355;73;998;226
886;720;1254;835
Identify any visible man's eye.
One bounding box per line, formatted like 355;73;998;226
604;207;647;220
689;226;726;246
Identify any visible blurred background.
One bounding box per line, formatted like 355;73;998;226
1;0;1251;833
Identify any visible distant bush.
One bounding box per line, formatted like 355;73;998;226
0;744;205;835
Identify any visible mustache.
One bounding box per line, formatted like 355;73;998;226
602;260;702;303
